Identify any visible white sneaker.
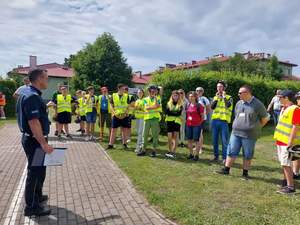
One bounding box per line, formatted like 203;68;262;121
85;136;90;141
89;136;94;141
126;139;131;144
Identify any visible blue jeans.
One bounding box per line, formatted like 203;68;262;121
211;119;229;160
227;134;257;160
273;110;281;125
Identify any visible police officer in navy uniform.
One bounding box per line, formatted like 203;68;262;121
17;69;54;216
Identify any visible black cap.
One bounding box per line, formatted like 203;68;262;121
279;90;295;99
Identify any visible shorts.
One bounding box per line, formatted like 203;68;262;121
57;112;71;124
99;111;112;128
185;125;202;141
112;116;130;128
86;109;97;123
227;134;256;160
80;115;86;122
167;121;181;133
277;145;291;167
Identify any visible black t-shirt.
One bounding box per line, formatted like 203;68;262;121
17;86;50;135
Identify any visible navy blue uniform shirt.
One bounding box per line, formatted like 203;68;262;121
17;86;50;136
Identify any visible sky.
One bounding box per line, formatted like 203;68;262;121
1;0;300;76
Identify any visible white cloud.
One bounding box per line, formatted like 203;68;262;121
1;0;300;77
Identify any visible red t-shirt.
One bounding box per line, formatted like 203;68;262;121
276;107;300;146
186;103;204;126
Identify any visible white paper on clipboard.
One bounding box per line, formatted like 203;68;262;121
44;147;67;166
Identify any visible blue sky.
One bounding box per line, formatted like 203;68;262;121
1;0;300;76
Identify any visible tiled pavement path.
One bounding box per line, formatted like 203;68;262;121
0;124;177;225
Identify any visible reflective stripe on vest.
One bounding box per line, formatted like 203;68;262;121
112;93;128;116
134;98;145;119
274;105;300;145
98;95;111;113
78;98;86;116
165;102;182;125
85;95;98;113
211;95;233;123
57;94;72;113
144;97;161;121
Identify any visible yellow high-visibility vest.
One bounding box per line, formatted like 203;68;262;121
274;105;300;145
165;102;182;125
144;97;161;121
112;93;128;116
85;95;98;113
77;97;86;116
211;95;233;123
98;95;111;113
128;94;135;115
57;94;72;113
134;98;145;119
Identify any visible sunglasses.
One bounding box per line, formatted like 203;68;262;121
238;91;247;95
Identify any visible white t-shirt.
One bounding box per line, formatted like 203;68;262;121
271;96;281;111
198;96;210;120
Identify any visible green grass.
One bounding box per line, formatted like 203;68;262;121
0;117;16;128
95;124;300;225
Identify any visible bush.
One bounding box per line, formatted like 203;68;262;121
152;70;300;107
0;80;17;117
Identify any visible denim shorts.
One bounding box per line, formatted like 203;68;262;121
185;125;202;141
86;109;97;123
227;134;257;160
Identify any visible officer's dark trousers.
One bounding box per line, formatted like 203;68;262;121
21;135;46;209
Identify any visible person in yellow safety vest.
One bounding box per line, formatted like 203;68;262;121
211;80;233;163
54;86;74;139
274;90;300;194
134;89;145;154
107;83;134;150
293;91;300;181
124;85;135;144
85;86;98;141
137;85;161;157
75;90;86;136
165;90;183;159
98;86;112;141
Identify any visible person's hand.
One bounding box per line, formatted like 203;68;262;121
41;143;54;154
222;91;226;97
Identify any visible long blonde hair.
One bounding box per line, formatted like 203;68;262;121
167;90;183;110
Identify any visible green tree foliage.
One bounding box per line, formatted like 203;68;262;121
0;79;17;117
152;70;300;108
64;54;76;67
201;54;282;80
71;32;132;92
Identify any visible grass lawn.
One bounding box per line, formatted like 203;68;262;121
95;124;300;225
0;117;16;128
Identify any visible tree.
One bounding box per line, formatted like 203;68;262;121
64;54;75;67
266;55;282;80
71;32;132;92
201;58;223;72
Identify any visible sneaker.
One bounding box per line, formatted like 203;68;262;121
150;151;156;157
106;145;114;150
57;134;62;140
179;143;185;148
66;134;72;139
199;149;203;154
89;136;94;141
54;130;58;136
126;139;131;144
166;152;175;159
1;117;6;120
216;168;229;175
293;173;300;180
193;155;199;161
123;144;128;150
137;151;146;156
85;136;90;141
276;186;296;194
187;154;194;160
24;206;51;217
165;152;172;157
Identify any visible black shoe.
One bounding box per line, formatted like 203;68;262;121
106;145;114;150
66;134;73;139
39;195;48;203
210;157;219;163
294;173;300;180
193;155;199;161
76;128;82;132
241;174;250;180
24;206;51;217
123;144;128;150
54;131;58;136
150;151;156;157
216;168;229;175
61;130;65;134
187;154;194;160
137;151;146;156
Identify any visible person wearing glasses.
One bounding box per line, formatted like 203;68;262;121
196;87;211;153
178;89;189;147
211;80;233;163
217;85;269;180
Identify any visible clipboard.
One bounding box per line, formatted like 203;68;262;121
31;147;67;166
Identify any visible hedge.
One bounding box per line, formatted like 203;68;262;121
0;80;17;117
152;70;300;108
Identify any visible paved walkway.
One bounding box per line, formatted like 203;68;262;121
0;124;177;225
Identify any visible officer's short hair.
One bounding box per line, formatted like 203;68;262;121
240;85;252;94
23;76;29;82
28;69;47;83
117;83;126;89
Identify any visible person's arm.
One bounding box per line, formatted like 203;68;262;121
146;100;160;110
211;99;218;110
224;96;233;108
257;102;270;127
28;119;53;154
267;97;275;112
205;98;211;114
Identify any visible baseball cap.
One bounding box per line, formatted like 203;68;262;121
279;90;294;99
